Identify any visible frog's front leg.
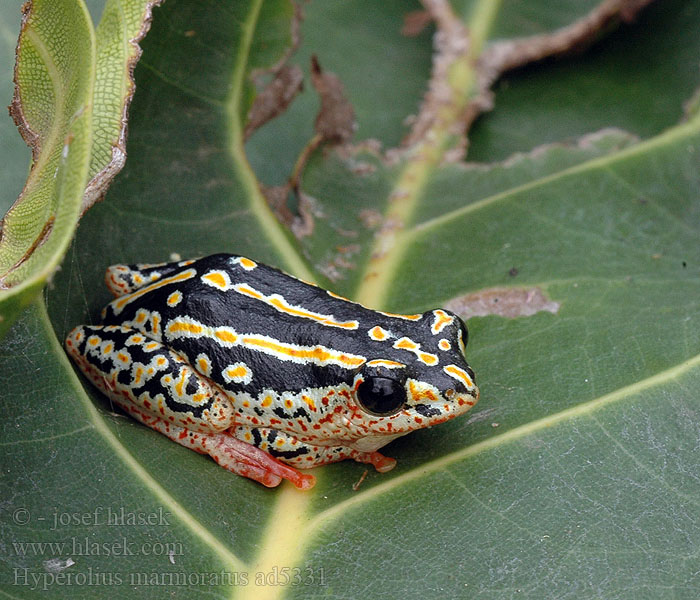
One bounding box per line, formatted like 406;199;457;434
65;325;315;490
234;426;398;473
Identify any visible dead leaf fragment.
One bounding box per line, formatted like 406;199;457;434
262;185;295;227
401;0;470;152
482;0;656;77
352;469;369;491
244;64;304;139
402;10;432;37
311;55;356;144
445;287;560;319
261;185;315;239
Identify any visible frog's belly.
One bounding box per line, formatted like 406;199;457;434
346;432;407;452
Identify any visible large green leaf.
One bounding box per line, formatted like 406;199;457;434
2;0;700;598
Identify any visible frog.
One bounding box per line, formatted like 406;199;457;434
65;253;479;490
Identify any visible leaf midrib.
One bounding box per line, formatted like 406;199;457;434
353;0;504;309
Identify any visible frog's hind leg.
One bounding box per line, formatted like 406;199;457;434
105;258;198;297
65;324;315;490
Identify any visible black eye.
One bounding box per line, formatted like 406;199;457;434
356;377;406;416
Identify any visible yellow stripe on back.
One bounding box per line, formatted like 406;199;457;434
240;335;365;368
232;283;359;330
111;269;197;315
164;316;366;370
378;310;422;321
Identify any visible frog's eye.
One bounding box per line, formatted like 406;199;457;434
356;377;406;416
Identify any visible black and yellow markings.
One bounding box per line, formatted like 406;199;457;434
165;316;366;369
110;269;197;315
239;335;366;369
124;308;163;337
368;325;391;341
378;310;422;321
195;353;212;376
166;317;238;346
167;291;183;307
235;426;311;461
68;253;479;481
457;327;466;355
125;332;146;345
201;269;233;291
326;290;353;302
222;363;253;385
366;359;405;369
231;282;359;330
393;337;439;366
69;323;236;429
430;309;454;334
443;365;475;390
230;256;257;270
105;265;133;296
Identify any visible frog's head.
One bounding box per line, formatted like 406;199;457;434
226;305;478;454
341;309;479;450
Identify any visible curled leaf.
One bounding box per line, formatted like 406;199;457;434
0;0;164;339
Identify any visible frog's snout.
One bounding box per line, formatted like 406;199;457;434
449;384;479;413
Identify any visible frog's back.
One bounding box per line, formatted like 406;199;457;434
100;254;471;397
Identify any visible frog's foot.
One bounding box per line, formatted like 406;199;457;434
350;450;397;473
208;434;315;490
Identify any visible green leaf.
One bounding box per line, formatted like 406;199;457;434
3;0;700;598
0;0;95;335
0;0;163;338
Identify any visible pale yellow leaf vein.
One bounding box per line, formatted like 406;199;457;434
413;117;700;236
225;0;315;283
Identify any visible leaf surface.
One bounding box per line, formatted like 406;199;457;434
2;1;700;598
